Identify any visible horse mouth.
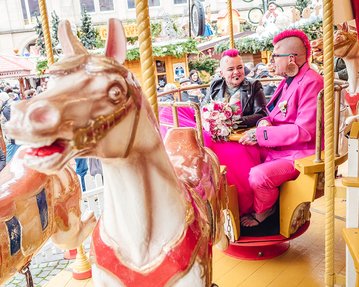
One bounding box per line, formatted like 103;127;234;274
21;139;72;173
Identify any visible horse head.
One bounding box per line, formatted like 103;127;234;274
311;23;359;95
6;19;147;174
333;28;358;59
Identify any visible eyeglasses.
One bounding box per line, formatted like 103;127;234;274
270;53;298;63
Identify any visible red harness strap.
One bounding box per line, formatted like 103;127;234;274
91;219;202;287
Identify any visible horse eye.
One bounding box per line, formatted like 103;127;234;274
108;85;124;103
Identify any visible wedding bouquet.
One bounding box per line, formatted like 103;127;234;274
201;101;242;141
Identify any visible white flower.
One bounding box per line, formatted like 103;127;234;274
220;126;230;137
202;111;211;120
278;100;288;114
176;46;183;53
202;121;210;131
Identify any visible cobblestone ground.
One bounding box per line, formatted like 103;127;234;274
2;259;71;287
1;238;91;287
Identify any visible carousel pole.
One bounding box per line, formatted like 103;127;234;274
38;0;54;65
227;0;235;49
135;0;158;119
322;0;335;286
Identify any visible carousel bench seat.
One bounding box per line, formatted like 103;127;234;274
342;228;359;287
280;152;347;238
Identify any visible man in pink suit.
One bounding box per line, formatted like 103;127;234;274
239;29;324;227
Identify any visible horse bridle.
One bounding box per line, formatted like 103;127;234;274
72;88;140;158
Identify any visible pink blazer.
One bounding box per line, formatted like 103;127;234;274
256;63;324;161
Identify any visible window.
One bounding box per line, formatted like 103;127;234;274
127;0;160;9
21;0;40;24
80;0;95;12
174;0;186;4
99;0;114;11
149;0;160;6
80;0;114;13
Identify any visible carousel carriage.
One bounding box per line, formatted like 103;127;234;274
0;0;358;286
158;80;349;259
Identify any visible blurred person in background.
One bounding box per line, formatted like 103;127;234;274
179;78;201;103
159;83;177;102
0;92;20;162
189;69;207;96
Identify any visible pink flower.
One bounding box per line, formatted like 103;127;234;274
201;100;243;142
210;110;220;119
213;102;221;111
223;109;232;119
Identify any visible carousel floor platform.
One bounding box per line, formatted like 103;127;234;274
43;194;347;287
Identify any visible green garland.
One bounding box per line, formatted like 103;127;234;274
126;38;198;61
215;19;323;54
36;39;198;74
189;56;219;76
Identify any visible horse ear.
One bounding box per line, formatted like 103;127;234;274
58;20;88;56
105;18;127;64
342;22;349;32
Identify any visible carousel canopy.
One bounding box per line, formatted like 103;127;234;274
0;55;36;79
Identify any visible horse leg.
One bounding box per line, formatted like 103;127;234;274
51;209;96;250
50;167;96;250
172;261;207;287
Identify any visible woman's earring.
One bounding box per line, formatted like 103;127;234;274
286;59;299;77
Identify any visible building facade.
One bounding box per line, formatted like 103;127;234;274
0;0;296;55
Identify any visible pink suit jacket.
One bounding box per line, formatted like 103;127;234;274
256;63;324;161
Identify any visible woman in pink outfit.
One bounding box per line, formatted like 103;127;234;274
159;49;267;216
239;29;324;227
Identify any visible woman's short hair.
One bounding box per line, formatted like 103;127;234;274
221;49;239;58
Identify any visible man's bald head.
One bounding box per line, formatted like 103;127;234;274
275;36;307;66
273;29;311;64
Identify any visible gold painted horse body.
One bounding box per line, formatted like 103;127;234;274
0;151;96;285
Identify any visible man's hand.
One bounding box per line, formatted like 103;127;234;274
239;128;257;145
257;119;272;127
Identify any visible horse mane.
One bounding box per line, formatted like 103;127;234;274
49;54;128;76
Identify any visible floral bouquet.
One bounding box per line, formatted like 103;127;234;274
201;101;242;141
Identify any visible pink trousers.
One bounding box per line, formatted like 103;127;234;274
248;154;300;214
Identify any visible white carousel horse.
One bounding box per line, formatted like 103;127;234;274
6;19;226;287
333;27;359;96
0;149;96;285
312;24;359;95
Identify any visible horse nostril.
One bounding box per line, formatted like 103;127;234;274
28;103;60;130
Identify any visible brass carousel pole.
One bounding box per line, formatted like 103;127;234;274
135;0;158;119
322;0;335;286
227;0;235;49
38;0;54;65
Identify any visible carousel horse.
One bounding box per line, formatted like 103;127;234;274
6;19;226;287
0;150;96;285
312;23;359;95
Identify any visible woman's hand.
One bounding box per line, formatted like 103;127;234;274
239;129;257;145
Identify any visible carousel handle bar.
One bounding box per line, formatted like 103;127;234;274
315;90;324;163
158;101;204;146
333;82;349;157
314;82;349;163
